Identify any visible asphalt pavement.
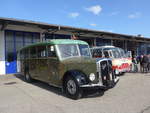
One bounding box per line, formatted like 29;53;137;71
0;73;150;113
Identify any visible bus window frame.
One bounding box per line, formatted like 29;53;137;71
47;45;57;58
37;45;47;58
29;47;37;59
19;44;59;61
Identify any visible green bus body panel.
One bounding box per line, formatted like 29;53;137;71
58;57;98;86
20;39;88;50
21;57;97;87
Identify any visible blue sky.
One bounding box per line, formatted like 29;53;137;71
0;0;150;37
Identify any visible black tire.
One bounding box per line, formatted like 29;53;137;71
120;72;125;75
24;71;33;83
64;76;82;100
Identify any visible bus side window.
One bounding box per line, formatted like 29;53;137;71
93;49;102;58
109;51;113;58
20;50;24;60
30;47;37;58
104;51;109;58
93;50;98;57
97;50;102;57
93;52;98;58
47;46;56;57
24;49;29;59
37;46;47;58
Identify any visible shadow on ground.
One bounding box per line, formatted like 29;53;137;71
14;74;105;99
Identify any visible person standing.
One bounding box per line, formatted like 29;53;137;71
139;55;143;73
147;55;150;72
142;55;149;73
132;55;138;72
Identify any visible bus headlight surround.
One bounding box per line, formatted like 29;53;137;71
89;73;95;81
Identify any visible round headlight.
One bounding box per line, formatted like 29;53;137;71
89;73;95;81
115;69;119;75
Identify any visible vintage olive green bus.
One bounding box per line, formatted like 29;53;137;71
17;39;106;99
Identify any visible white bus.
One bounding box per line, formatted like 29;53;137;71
91;46;132;75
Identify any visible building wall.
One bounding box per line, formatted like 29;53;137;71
6;25;43;33
6;25;44;41
0;24;45;75
4;29;41;74
0;30;6;75
96;38;112;46
0;24;149;74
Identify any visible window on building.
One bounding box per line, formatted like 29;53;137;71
45;33;71;41
5;31;14;62
33;33;40;43
96;39;111;46
15;32;24;52
24;33;33;46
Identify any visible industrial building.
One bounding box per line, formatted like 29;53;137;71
0;17;150;75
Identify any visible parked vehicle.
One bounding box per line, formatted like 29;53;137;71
17;39;115;99
95;58;119;88
91;46;132;75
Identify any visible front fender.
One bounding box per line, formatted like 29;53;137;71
64;70;89;86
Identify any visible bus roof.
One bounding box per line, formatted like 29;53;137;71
20;39;88;50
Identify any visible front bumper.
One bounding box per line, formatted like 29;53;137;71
80;82;103;88
80;83;107;90
79;76;119;89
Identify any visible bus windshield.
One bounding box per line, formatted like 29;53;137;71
119;48;126;58
58;44;91;59
103;48;122;58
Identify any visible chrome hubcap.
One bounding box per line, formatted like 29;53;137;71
67;80;77;95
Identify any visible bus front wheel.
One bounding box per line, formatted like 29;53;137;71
64;76;82;100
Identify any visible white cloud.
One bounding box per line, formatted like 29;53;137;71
108;30;113;32
69;12;79;18
86;5;102;15
90;23;97;27
128;12;141;19
110;11;119;16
